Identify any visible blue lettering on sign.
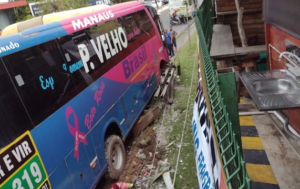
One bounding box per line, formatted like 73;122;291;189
69;60;84;73
197;151;212;189
193;120;200;151
193;118;213;189
122;45;147;79
39;76;54;90
63;63;67;71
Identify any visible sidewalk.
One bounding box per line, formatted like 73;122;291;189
157;4;169;14
171;23;196;61
242;98;300;189
239;101;280;189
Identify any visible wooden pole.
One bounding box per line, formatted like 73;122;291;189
234;0;248;47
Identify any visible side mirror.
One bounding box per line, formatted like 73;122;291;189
161;34;165;41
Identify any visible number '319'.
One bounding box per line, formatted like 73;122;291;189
12;162;43;189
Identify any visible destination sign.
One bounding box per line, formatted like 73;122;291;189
0;131;51;189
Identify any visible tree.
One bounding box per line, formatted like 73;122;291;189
15;0;91;22
234;0;247;47
15;2;35;22
38;0;91;15
108;0;131;5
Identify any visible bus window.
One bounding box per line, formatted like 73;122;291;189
59;27;118;91
134;10;153;32
2;40;78;126
121;14;140;42
59;32;95;91
0;60;33;149
120;10;155;56
153;14;167;45
58;10;155;92
146;6;158;18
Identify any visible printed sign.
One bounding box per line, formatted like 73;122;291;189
180;7;186;12
192;78;227;189
0;131;51;189
29;3;44;17
93;0;111;5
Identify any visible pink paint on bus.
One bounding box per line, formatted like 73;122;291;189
59;1;168;84
104;38;164;83
60;2;145;34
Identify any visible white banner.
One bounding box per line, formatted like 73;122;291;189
192;78;227;189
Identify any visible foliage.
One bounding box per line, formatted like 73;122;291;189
182;0;192;6
110;0;132;4
15;0;133;22
15;0;91;22
15;3;34;22
151;32;199;189
38;0;91;15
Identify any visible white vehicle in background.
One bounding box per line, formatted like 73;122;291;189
169;0;195;19
142;0;163;9
162;0;169;4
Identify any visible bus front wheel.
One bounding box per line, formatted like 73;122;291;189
105;135;126;179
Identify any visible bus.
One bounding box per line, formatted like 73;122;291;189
0;1;168;188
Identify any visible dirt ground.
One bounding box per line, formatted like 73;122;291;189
99;122;168;189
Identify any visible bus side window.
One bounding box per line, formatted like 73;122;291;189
118;10;155;46
134;10;153;32
59;31;95;92
57;11;155;91
2;40;78;126
59;27;117;91
0;60;33;149
153;14;167;45
146;6;157;18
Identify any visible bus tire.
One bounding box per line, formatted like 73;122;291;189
105;135;126;180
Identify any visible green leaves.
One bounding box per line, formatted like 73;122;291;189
15;0;91;22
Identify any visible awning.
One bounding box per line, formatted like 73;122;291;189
0;0;27;10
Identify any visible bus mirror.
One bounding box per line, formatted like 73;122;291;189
161;34;165;41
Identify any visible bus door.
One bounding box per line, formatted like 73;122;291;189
123;84;145;124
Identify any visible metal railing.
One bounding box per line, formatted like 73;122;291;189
195;0;214;51
194;3;251;188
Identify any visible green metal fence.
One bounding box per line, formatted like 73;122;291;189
195;0;214;50
194;3;251;189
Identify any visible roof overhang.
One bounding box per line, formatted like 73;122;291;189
0;0;27;10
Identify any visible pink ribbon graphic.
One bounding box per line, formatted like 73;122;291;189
66;107;88;162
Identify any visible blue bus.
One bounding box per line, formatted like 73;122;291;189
0;2;168;188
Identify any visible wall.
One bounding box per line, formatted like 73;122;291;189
0;9;15;31
265;23;300;135
215;0;264;46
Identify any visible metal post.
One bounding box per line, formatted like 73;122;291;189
186;0;191;49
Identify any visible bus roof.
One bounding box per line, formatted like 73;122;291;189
1;4;109;37
0;1;145;57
